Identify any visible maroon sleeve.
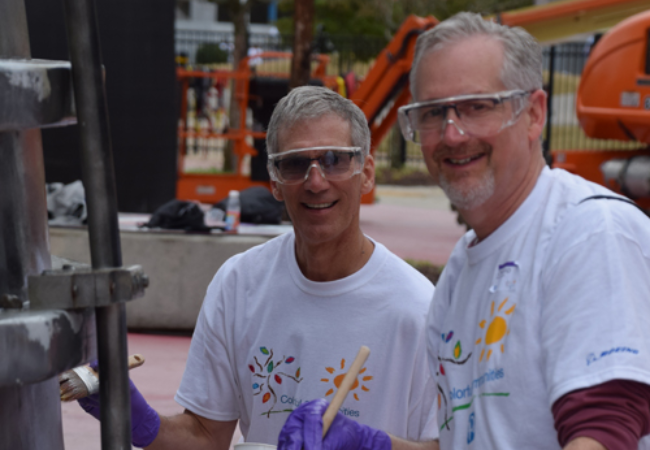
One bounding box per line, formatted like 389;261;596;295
552;379;650;449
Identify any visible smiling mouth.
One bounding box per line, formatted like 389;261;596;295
304;201;336;209
445;153;485;166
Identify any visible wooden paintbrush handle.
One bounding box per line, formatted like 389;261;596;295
128;354;145;370
322;346;370;437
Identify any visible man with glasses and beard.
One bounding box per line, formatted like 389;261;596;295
279;12;650;450
77;86;438;449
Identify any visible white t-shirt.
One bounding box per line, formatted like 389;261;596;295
428;167;650;449
176;231;438;444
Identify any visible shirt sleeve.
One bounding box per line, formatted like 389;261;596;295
552;379;650;449
175;260;241;421
540;201;650;405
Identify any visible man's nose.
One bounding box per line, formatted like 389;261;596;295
304;162;329;191
441;114;468;146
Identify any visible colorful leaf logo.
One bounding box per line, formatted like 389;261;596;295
439;364;445;375
286;357;295;363
248;365;255;372
253;383;259;389
454;341;462;359
260;347;269;355
445;331;454;343
296;367;301;378
267;361;274;373
262;392;270;403
275;374;282;384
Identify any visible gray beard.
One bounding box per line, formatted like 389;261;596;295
438;168;495;211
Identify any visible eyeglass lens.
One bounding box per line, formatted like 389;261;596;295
275;150;358;182
413;99;507;136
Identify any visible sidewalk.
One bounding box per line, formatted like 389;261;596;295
61;184;466;449
363;185;466;265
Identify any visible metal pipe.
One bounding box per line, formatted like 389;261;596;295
60;0;131;448
0;1;63;448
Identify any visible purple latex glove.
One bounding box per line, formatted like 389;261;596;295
277;398;392;450
78;360;160;448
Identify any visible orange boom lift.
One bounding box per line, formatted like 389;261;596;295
553;9;650;210
176;0;650;210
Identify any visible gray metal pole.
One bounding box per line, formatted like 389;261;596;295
60;0;132;448
0;1;63;449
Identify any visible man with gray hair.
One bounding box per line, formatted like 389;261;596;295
279;11;650;450
402;11;650;450
78;85;438;449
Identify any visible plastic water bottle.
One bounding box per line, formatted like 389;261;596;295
224;190;241;231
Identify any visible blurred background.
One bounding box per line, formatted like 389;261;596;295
24;0;641;214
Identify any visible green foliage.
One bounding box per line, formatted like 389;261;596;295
275;0;534;37
272;0;535;62
195;43;229;65
276;0;387;37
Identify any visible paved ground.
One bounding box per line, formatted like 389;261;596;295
363;185;466;265
61;184;466;449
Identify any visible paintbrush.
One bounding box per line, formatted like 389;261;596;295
322;346;370;436
59;354;145;402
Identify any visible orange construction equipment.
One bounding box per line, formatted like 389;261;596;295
176;52;339;204
554;9;650;210
176;0;650;209
176;17;437;205
493;0;650;44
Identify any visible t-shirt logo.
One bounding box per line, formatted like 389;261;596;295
321;357;373;401
475;297;516;362
249;346;303;418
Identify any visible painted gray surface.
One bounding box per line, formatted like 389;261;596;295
49;228;272;330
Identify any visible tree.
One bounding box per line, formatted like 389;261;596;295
275;0;534;38
289;0;314;89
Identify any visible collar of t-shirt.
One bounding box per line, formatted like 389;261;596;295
286;232;388;297
465;166;551;266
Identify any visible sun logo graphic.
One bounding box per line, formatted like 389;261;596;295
475;297;516;362
321;357;372;401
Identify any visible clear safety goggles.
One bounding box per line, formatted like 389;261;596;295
398;90;533;144
267;146;364;185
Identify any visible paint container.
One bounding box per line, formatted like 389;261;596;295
234;443;277;450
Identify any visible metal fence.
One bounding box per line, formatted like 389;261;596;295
175;31;642;171
175;29;386;77
542;42;642;153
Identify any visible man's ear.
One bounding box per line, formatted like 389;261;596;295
361;154;375;196
526;89;547;143
270;181;284;201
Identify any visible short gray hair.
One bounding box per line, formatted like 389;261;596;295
410;12;543;99
266;86;371;156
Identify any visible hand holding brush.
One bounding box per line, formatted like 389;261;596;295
59;354;145;402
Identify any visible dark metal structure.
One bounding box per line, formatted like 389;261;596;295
0;0;148;448
25;0;178;214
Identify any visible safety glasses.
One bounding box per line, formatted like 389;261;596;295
398;90;533;144
267;146;363;185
